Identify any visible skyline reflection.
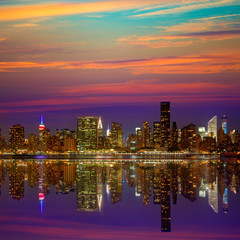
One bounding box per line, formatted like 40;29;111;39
0;158;239;234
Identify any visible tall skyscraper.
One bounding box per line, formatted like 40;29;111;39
39;114;45;141
77;116;98;150
9;124;24;152
142;120;150;148
160;102;170;148
208;116;217;139
170;121;178;149
153;122;161;149
97;116;103;137
221;115;227;134
111;122;123;148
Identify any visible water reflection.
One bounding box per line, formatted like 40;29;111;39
0;159;239;233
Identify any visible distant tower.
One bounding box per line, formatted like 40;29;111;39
97;116;103;137
160;102;170;148
208;116;217;139
39;115;45;142
221;115;227;134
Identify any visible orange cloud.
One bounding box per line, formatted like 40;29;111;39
9;23;38;28
0;0;165;21
117;30;240;48
0;53;240;74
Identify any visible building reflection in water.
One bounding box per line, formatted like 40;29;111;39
0;159;240;231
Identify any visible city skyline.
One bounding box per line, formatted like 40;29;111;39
0;0;240;138
0;106;236;140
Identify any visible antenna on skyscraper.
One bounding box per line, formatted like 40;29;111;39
40;114;44;125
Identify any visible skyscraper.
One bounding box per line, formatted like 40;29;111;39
180;123;196;152
111;122;123;148
170;122;178;149
153;122;161;149
221;115;227;134
77;116;98;150
160;102;170;148
9;124;24;152
208;116;217;139
97;116;103;137
142;120;150;148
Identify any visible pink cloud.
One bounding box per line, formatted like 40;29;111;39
0;53;240;74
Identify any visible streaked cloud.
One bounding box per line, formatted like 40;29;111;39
9;23;38;27
118;30;240;48
160;19;239;32
0;37;7;42
133;0;239;17
195;13;240;20
0;0;165;21
0;53;239;74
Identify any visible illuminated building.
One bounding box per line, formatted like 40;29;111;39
97;117;103;149
76;165;98;211
98;116;103;137
160;102;170;148
9;124;24;152
63;135;76;152
136;128;143;149
180;123;196;152
28;134;39;153
77;116;98;150
221;115;227;134
39;114;45;140
142;120;150;148
208;116;217;140
198;127;206;140
153;122;161;149
200;136;216;152
170;122;178;150
111;122;123;148
127;134;137;151
135;127;141;135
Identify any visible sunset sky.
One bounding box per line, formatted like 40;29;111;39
0;0;240;137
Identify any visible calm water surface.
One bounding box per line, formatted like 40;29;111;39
0;158;240;240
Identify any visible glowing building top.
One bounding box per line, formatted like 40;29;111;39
208;116;217;139
221;115;227;134
98;116;103;129
39;114;45;131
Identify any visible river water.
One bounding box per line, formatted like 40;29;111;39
0;158;239;240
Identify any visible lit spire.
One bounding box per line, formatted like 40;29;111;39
39;115;45;131
98;116;103;129
40;114;44;125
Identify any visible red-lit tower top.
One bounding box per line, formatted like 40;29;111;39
39;114;45;131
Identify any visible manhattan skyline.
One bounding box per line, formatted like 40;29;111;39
0;0;240;138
